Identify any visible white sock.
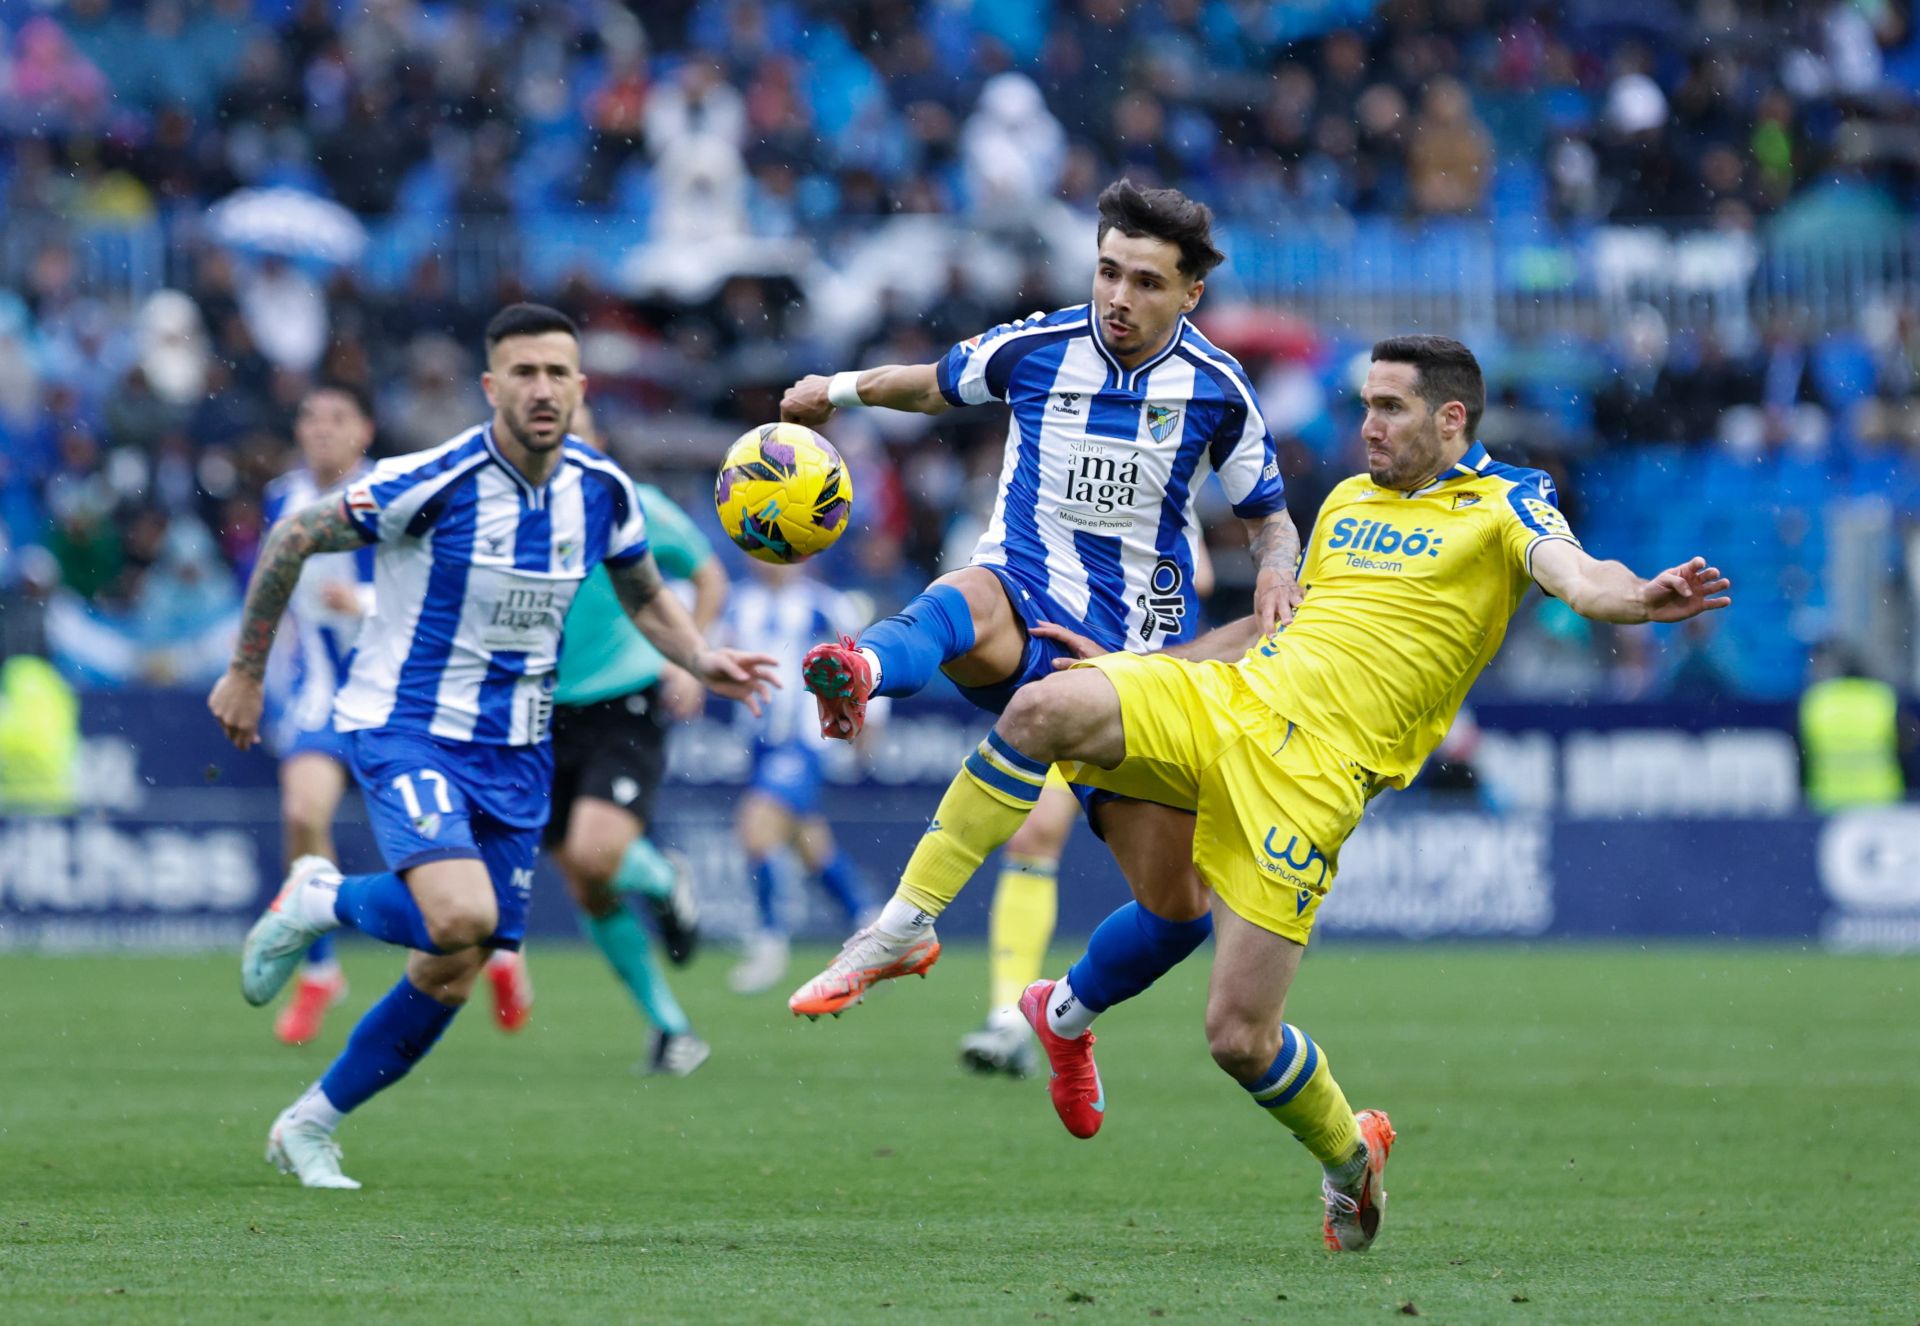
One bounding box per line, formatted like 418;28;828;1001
1046;975;1097;1038
859;647;883;689
285;1082;343;1134
293;873;343;932
871;894;937;942
301;957;342;982
986;1004;1025;1034
1324;1138;1369;1190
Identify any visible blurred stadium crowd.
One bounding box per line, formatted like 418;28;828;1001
2;0;1919;699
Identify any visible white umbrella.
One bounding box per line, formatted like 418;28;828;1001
206;187;368;266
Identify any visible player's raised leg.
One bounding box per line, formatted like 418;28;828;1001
1206;896;1393;1252
803;566;1027;739
274;750;351;1044
789;666;1125;1016
612;836;700;966
556;796;707;1074
1021;799;1214;1134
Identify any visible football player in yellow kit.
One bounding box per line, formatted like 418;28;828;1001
817;334;1730;1252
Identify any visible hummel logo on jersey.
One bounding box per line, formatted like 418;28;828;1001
483;535;505;555
924;818;942;835
1051;391;1083;416
413;812;441;839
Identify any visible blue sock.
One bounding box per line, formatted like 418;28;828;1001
1065;902;1214;1013
318;978;457;1113
304;933;336;966
751;858;780;932
333;872;439;953
814;851;869;925
860;583;977;697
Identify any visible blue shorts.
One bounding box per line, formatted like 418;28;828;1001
349;728;553;951
953;565;1098;714
285;720;354;767
749;739;824;816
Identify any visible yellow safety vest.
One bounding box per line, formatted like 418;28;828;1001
1800;676;1904;813
0;655;79;812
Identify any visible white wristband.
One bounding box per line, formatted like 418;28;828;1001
827;371;865;409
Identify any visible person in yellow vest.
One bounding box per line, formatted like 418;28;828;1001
0;653;80;812
1800;648;1906;813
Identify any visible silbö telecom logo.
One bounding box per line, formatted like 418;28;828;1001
1324;516;1444;572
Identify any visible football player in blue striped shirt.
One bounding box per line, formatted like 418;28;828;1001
208;304;778;1189
779;180;1302;1023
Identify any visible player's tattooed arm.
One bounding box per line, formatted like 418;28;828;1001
208;497;365;748
231;498;366;680
1246;511;1305;632
607;552;782;716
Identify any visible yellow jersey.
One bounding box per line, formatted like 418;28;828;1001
1239;442;1578;788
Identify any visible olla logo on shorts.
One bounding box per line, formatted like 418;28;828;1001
1260;827;1329;913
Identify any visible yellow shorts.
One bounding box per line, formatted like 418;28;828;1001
1061;651;1373;945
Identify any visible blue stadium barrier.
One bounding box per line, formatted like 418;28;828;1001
5;688;1916;954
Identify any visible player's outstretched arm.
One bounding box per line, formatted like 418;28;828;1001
658;557;733;720
1531;542;1733;625
208;497;367;748
781;364;951;426
607;553;780;715
1244;511;1304;632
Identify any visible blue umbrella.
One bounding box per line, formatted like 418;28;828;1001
206;187;368;266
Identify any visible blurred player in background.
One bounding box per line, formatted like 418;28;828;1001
958;539;1212;1078
260;384;375;1046
778;179;1301;1021
207;304;776;1188
541;403;721;1076
720;558;876;995
866;335;1731;1251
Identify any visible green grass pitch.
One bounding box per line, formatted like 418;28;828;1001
3;944;1915;1323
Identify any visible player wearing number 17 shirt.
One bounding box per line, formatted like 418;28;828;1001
206;304;777;1190
778;179;1303;1020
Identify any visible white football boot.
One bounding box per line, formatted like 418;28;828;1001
266;1109;361;1190
241;856;342;1007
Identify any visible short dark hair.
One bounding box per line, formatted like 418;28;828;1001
303;380;374;421
1095;179;1225;280
1370;334;1485;438
484;302;579;353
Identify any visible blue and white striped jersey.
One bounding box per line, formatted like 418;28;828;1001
332;425;650;747
937;305;1286;650
721;575;865;748
263;463;375;743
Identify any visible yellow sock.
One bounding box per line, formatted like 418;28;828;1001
1245;1024;1361;1165
896;733;1048;915
987;854;1059;1009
